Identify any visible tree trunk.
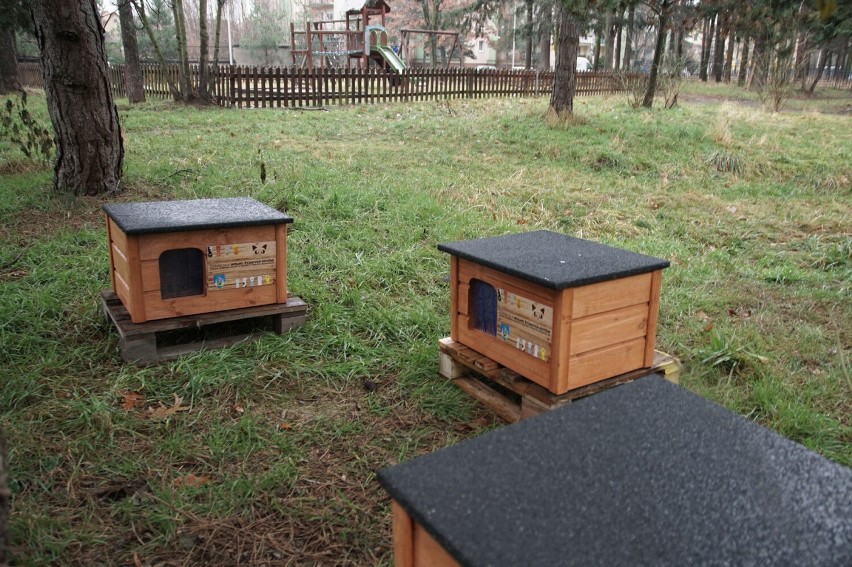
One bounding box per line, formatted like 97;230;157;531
132;0;180;99
30;0;124;196
549;2;580;119
699;19;709;81
623;5;634;71
749;33;768;91
642;0;670;108
198;0;210;101
713;13;725;82
525;0;534;69
118;0;145;103
834;39;848;88
0;27;21;94
794;32;807;83
808;48;829;94
593;33;602;71
603;9;614;70
614;15;622;71
723;28;734;82
0;428;8;567
172;0;194;100
737;35;749;86
538;3;552;71
211;0;225;98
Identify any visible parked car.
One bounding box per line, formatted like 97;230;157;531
576;57;592;72
475;64;497;71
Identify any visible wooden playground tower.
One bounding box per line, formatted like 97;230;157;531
290;0;462;70
290;0;391;69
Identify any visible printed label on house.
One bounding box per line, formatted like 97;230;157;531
496;288;552;362
206;241;276;290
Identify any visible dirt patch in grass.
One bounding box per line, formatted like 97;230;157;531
680;90;852;115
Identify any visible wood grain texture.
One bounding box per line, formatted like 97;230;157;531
567;337;646;390
449;256;459;341
137;226;275;261
550;288;574;395
392;500;414;567
141;286;278;321
413;522;460;567
275;224;288;303
570;303;648;356
644;270;663;367
571;272;652;319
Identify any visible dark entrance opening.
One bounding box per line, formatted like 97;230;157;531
159;248;205;299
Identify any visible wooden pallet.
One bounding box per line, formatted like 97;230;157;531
101;290;308;365
438;337;681;423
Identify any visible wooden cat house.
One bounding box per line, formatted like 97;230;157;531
438;231;670;395
103;197;293;324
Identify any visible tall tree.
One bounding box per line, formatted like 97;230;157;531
0;27;20;95
642;0;675;108
118;0;146;103
737;34;749;85
0;0;29;94
713;12;725;81
549;0;582;121
538;1;553;70
524;0;534;68
30;0;124;195
623;3;635;70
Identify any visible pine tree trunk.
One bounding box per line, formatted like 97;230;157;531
593;34;602;71
132;0;180;99
211;0;225;98
603;10;614;70
549;2;580;119
118;0;145;103
0;428;8;567
723;29;734;82
808;48;829;94
614;16;623;71
199;0;210;101
623;5;634;71
30;0;124;196
172;0;194;99
713;13;725;82
525;0;534;69
737;35;749;86
538;3;552;71
750;33;768;91
699;19;709;81
0;28;21;94
642;0;670;108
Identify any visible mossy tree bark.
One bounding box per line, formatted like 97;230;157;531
30;0;124;195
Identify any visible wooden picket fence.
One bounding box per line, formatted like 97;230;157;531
227;67;639;108
16;61;642;107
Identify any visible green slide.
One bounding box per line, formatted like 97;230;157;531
373;44;407;73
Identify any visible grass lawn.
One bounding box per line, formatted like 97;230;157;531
1;83;850;565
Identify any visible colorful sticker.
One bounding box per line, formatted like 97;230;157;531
207;241;276;291
496;288;552;362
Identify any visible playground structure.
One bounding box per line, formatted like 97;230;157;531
290;0;461;72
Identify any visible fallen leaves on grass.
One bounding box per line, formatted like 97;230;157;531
119;390;145;410
146;394;190;421
173;474;211;488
